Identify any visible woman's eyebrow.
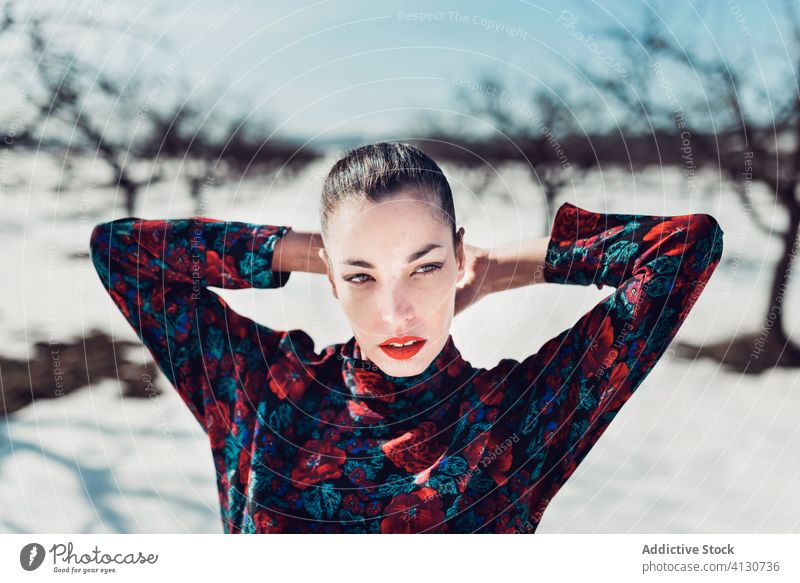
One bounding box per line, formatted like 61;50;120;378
340;243;444;268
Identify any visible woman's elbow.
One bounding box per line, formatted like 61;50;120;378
694;213;724;264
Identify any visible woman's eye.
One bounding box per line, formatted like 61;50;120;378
415;262;443;275
345;274;373;286
344;263;442;287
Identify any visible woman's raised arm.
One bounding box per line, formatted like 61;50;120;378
498;202;724;506
271;228;327;275
89;217;299;429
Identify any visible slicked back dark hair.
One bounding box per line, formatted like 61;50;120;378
319;141;458;249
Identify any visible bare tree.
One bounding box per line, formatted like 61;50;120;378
584;6;800;372
419;76;600;235
143;104;320;215
24;17;161;215
19;12;320;216
1;1;41;148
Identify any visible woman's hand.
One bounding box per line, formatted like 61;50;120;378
454;236;550;316
454;243;495;316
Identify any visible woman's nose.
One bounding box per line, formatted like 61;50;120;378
378;284;416;327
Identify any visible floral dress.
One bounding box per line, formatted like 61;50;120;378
89;201;724;533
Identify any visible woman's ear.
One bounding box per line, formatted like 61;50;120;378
456;227;466;275
318;247;338;300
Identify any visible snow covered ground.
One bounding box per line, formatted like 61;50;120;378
1;152;798;533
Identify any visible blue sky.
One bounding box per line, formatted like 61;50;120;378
12;0;793;144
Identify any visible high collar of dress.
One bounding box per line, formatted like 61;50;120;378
339;334;469;424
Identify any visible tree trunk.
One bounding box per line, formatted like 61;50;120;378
543;186;557;236
765;198;800;344
124;185;137;216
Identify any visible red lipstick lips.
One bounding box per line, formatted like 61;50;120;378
379;336;426;360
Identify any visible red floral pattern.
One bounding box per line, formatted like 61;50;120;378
90;201;723;533
290;439;347;489
381;421;444;473
380;488;446;533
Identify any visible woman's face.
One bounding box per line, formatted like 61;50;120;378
319;188;465;377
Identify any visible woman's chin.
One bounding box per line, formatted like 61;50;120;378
375;355;429;377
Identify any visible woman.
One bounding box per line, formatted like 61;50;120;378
89;142;724;533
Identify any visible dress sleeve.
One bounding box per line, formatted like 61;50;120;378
506;202;724;499
89;216;295;429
